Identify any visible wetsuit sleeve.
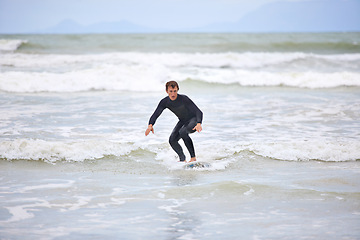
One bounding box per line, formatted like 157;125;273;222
148;98;167;126
184;96;203;124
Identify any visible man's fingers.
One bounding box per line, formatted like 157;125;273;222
145;127;154;136
193;125;202;132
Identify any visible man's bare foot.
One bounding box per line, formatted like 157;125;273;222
189;157;196;162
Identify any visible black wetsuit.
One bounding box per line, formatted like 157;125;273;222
149;94;203;161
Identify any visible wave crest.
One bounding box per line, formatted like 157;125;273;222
0;39;28;52
0;67;359;93
1;139;358;163
1;51;359;92
242;141;360;162
0;139;138;163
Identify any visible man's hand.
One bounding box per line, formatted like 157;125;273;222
145;124;154;136
193;123;202;133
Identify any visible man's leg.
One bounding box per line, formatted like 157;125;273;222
169;121;186;161
179;117;197;161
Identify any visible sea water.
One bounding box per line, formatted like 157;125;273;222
0;33;360;239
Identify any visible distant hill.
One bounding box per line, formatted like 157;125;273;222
199;0;360;32
40;0;360;34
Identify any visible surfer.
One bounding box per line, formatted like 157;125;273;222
145;81;203;162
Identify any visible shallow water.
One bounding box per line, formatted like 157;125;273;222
1;155;359;239
1;33;360;239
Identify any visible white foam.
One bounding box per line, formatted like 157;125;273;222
192;140;360;163
0;39;27;52
19;181;75;193
1;52;359;69
0;64;168;92
1;198;51;223
4;205;35;222
0;66;359;93
0;138;358;164
244;187;255;196
180;69;360;89
0;139;138;162
1;51;359;92
243;140;360;162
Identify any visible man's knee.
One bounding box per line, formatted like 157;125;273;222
179;128;188;139
169;134;178;145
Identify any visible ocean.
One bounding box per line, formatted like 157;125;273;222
0;33;359;239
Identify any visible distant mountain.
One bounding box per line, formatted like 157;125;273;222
199;0;360;32
42;19;155;33
40;0;360;34
43;19;84;33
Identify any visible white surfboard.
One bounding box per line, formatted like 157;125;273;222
183;161;211;169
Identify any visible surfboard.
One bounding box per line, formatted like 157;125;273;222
183;161;211;169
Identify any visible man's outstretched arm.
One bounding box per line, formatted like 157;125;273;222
146;98;166;136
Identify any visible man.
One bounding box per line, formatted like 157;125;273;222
145;81;203;162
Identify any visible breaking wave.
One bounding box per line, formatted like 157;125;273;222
0;39;28;52
1;51;359;92
1;139;359;164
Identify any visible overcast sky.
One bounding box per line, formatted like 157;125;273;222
0;0;359;33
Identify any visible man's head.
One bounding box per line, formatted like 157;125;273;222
166;81;179;101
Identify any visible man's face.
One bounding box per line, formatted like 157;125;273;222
166;86;178;101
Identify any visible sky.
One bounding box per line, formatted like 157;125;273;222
0;0;359;33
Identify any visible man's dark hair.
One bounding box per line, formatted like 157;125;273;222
166;81;179;91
